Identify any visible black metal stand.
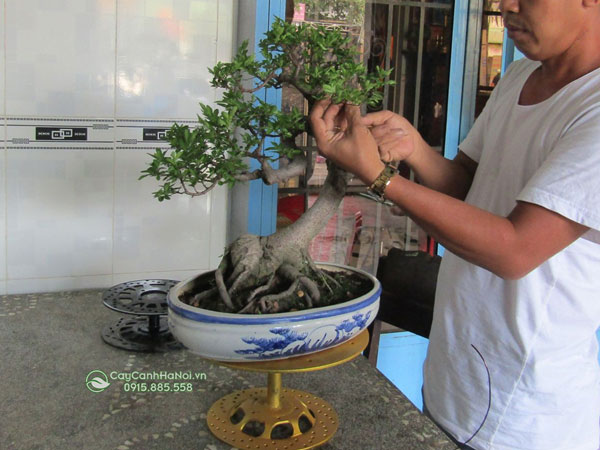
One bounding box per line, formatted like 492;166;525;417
101;279;183;352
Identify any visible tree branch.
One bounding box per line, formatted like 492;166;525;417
261;152;307;185
234;170;262;182
178;178;219;197
241;71;278;94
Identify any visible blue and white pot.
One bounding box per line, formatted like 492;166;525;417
167;263;381;361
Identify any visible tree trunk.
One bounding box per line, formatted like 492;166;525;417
190;163;353;314
269;162;351;250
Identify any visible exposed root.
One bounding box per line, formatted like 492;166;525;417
304;252;341;293
260;279;302;313
302;291;313;308
251;264;320;313
317;270;339;295
198;230;366;314
238;274;278;313
238;300;257;314
280;263;320;303
227;234;265;294
298;276;320;303
229;266;253;295
215;265;235;310
190;287;218;307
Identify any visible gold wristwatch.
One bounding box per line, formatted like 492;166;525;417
368;164;396;199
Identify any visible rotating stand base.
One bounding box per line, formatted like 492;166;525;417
208;387;338;450
101;316;182;352
206;331;370;450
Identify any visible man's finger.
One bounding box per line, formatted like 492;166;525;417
343;104;364;130
323;103;343;129
309;100;332;144
310;99;331;123
380;149;392;163
371;125;408;143
362;110;394;127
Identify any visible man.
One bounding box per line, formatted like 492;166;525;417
309;0;600;448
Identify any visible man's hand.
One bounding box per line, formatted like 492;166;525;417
310;100;384;185
362;110;424;165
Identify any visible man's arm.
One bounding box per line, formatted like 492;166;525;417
407;149;477;200
383;175;589;279
310;101;589;280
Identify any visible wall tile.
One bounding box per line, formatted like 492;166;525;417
112;269;201;286
115;118;180;150
116;0;218;119
0;5;5;116
113;145;217;274
6;275;113;295
1;6;5;286
0;0;236;294
209;185;228;268
6;148;114;279
216;0;235;68
0;143;5;282
6;117;114;150
4;0;116;117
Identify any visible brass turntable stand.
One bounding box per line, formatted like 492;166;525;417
206;330;369;450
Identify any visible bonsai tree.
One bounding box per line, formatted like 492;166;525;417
140;18;392;314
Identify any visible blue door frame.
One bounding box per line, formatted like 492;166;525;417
443;0;471;161
444;0;524;161
247;0;286;236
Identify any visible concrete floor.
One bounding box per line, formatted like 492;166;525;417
0;289;456;450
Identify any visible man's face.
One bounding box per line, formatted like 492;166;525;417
500;0;586;61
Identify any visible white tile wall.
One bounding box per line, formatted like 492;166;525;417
0;3;5;116
1;3;6;291
0;0;236;295
209;184;229;268
112;269;201;286
216;0;236;79
116;0;218;119
6;149;114;279
0;141;5;289
6;275;114;295
5;0;117;117
113;148;213;274
210;0;234;267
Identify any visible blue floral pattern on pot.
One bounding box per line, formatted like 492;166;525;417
235;312;372;359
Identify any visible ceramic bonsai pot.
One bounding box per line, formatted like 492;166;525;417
167;263;381;362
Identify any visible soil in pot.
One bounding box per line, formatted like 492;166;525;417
179;268;373;315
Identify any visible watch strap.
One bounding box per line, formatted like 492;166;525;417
368;164;396;199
